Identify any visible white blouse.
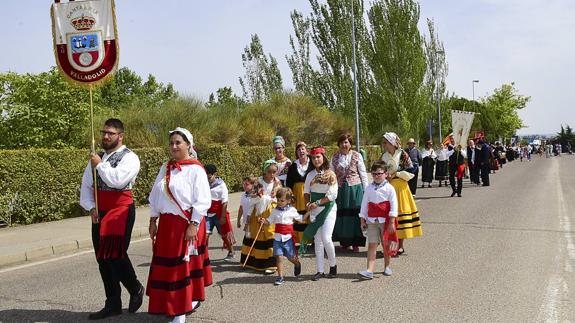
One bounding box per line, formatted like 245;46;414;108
148;162;211;223
331;151;369;190
240;193;257;224
304;169;338;221
421;148;437;160
296;159;309;177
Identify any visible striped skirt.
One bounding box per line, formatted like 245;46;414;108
390;178;423;239
240;204;277;271
147;214;212;316
292;182;309;244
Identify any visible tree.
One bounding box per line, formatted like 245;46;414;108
556;124;575;147
239;34;283;102
288;0;372;118
479;83;530;140
99;67;177;109
286;0;447;142
206;86;244;109
422;18;448;143
367;0;428;137
0;68;94;148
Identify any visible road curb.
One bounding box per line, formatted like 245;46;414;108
0;225;150;269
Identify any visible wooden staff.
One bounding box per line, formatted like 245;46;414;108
89;84;99;220
242;221;264;267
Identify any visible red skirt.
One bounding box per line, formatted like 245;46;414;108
147;214;213;316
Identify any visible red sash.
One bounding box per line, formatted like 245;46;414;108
367;201;398;256
456;164;465;179
367;201;390;218
275;223;297;256
96;190;133;260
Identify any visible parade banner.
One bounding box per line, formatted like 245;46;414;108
51;0;119;86
451;110;475;149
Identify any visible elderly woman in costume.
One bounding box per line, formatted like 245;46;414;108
285;141;312;244
380;132;423;255
331;133;368;252
301;146;339;281
147;127;212;323
272;135;292;187
240;160;282;274
421;140;437;188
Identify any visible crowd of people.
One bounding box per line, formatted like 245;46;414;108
82;118;540;322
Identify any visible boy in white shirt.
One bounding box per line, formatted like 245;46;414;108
259;187;308;285
205;164;235;261
358;161;398;279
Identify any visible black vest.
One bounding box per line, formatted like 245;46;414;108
96;148;132;192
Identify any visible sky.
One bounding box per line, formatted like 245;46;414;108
1;0;573;135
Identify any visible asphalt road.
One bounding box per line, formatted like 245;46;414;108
1;155;574;323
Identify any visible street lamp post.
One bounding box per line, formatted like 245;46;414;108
435;50;445;144
472;79;479;102
351;0;361;152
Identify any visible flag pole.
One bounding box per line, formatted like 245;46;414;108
89;84;99;218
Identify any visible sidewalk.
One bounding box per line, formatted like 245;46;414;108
0;191;243;268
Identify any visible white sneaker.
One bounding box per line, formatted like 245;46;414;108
264;269;276;275
171;314;186;323
358;270;374;279
383;267;393;276
223;252;234;262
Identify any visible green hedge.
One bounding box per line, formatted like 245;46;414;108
0;145;382;225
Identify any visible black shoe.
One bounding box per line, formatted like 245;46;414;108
88;307;122;320
438;183;442;187
327;265;337;278
312;272;324;281
450;191;456;197
128;284;144;313
457;193;462;197
294;263;301;277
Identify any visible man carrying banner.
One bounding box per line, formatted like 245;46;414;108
80;119;144;320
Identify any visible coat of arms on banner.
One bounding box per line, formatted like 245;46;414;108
51;0;119;86
451;110;475;150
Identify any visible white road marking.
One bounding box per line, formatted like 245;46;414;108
538;158;572;322
537;275;562;323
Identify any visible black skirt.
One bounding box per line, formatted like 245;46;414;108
422;156;435;182
435;160;448;180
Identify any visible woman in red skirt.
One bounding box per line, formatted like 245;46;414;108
147;127;213;323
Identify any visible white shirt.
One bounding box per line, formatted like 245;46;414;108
267;206;304;242
358;181;398;223
148;162;211;223
207;180;229;217
296;159;309;177
421;148;437;160
80;145;140;211
436;147;454;161
304;169;338;221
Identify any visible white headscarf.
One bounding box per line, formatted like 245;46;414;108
383;132;401;148
169;127;197;159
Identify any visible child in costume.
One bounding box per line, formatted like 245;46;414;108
358;161;398;279
259;187;307;285
205;164;235;262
